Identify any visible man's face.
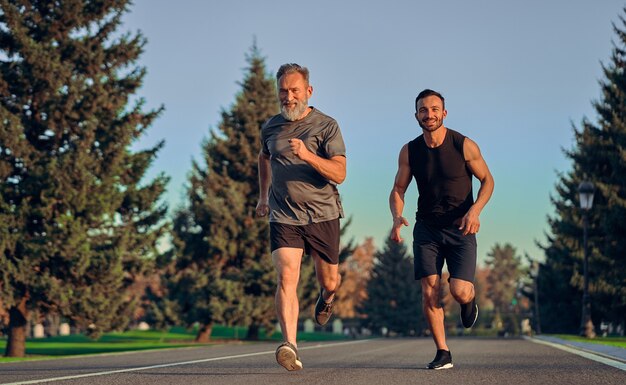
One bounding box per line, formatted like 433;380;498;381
416;95;447;132
278;72;312;121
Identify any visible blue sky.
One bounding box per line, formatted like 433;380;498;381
122;0;624;265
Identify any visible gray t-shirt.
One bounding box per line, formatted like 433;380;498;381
261;107;346;225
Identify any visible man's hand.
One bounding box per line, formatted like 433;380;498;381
256;200;269;217
390;216;409;242
288;138;311;161
458;208;480;235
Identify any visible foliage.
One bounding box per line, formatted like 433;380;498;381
0;0;168;356
334;237;374;318
484;243;526;334
359;235;423;336
540;7;626;333
164;43;278;341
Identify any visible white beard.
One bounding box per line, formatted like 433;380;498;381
281;100;309;121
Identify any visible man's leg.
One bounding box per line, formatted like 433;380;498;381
450;278;479;328
421;275;448;351
306;219;341;325
449;278;475;305
272;247;303;346
445;228;478;328
314;256;341;302
422;274;454;369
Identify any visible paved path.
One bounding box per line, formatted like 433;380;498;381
0;337;624;385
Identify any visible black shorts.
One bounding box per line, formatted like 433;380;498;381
412;218;477;282
270;219;340;264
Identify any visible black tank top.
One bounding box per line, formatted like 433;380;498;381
408;128;474;227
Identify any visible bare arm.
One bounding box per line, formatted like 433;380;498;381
459;138;495;235
256;150;272;217
288;138;346;184
389;144;412;242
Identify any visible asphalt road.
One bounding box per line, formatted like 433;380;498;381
1;337;624;385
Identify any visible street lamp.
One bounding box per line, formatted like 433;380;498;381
578;181;595;338
530;261;541;335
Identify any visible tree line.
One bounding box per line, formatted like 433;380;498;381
1;0;625;357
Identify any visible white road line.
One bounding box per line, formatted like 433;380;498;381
2;339;373;385
527;337;626;371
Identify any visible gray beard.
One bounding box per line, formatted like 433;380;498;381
281;100;309;121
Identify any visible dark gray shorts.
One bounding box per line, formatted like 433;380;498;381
270;219;340;264
412;218;477;282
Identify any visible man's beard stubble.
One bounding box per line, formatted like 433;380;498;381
418;118;443;132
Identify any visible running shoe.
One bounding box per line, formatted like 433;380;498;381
460;297;479;328
314;289;334;326
427;349;453;370
275;341;303;371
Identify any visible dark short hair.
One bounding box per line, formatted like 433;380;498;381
415;89;445;111
276;63;310;84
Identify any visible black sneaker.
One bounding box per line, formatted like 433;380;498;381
460;298;479;328
427;349;453;370
314;289;334;326
275;342;303;371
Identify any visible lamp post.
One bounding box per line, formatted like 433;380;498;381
530;261;541;335
578;181;595;338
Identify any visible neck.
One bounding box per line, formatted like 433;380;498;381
423;126;447;148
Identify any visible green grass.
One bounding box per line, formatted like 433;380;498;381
0;328;202;362
552;334;626;349
0;325;350;362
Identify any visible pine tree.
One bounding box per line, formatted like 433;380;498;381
167;43;278;342
0;0;168;356
360;235;423;336
540;8;626;333
485;243;525;335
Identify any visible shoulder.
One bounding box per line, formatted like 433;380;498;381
262;114;284;130
462;136;482;160
407;134;425;152
446;128;467;152
309;107;338;125
447;128;466;141
408;134;424;145
261;114;286;139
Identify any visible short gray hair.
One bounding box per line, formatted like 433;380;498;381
276;63;310;83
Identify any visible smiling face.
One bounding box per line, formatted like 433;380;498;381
416;95;447;132
278;72;313;121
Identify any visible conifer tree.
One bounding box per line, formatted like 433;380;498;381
0;0;168;356
167;44;278;341
360;235;423;336
540;8;626;333
485;243;524;334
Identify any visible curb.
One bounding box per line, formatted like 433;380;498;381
525;336;626;371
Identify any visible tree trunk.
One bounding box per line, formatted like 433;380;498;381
246;323;260;340
5;297;28;357
194;323;212;343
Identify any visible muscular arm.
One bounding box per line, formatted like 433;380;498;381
460;138;495;235
389;144;412;242
256;150;272;217
288;138;346;184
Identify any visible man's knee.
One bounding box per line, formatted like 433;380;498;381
421;277;441;309
449;280;474;303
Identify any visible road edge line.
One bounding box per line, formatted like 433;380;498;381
525;336;626;371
